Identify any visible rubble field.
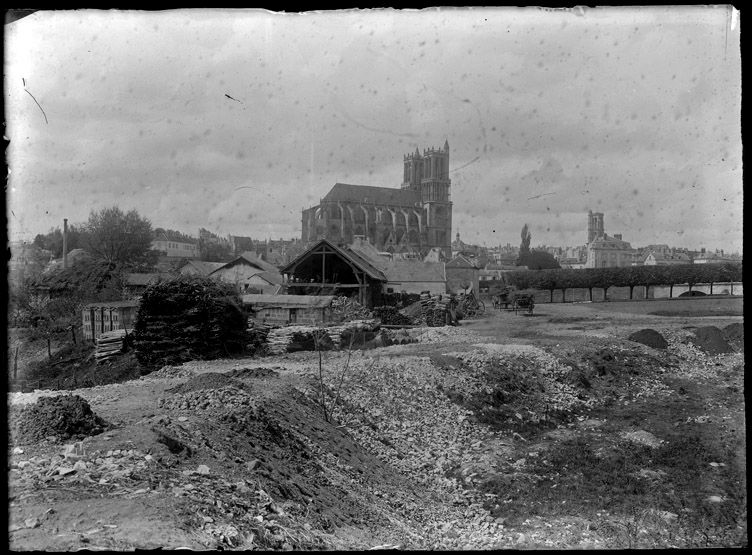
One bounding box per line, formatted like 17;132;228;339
7;300;746;550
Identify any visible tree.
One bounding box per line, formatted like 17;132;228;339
83;207;154;268
200;241;233;262
33;224;85;258
519;249;561;270
516;224;531;265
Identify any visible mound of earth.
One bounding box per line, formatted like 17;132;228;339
722;323;744;352
228;367;280;379
628;329;668;349
688;326;733;355
167;372;250;394
10;395;107;444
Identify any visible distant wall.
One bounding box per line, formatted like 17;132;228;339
514;282;743;303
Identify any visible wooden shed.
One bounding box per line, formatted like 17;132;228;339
242;294;336;325
280;239;386;308
82;300;140;341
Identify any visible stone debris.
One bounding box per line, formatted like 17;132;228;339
620;430;663;448
158;386;255;412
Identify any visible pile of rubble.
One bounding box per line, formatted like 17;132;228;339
8;438;326;550
158;386;255;412
158;373;256;411
10;395;108;444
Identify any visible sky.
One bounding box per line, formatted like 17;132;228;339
5;7;742;253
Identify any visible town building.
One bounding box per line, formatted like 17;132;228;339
347;236;446;295
151;233;199;259
82;300;140;341
445;254;480;294
177;260;227;277
243;294;335;326
208;252;284;294
301;141;453;259
643;252;691;266
585;211;638;268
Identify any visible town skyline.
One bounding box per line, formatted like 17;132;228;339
6;8;742;253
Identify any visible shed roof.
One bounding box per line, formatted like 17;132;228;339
83;300;140;309
281;239;387;281
180;260;226;275
446;254;479;269
241;294;335;308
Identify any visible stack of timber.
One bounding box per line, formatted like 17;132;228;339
247;322;274;353
262;320;381;354
95;329;128;363
326;319;379;348
265;325;326;355
402;295;452;327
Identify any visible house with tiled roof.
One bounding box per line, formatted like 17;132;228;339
347;236;446;294
644;251;691;266
445;254;480;294
178;260;227;277
207;253;284;294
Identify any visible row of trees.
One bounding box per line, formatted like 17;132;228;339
494;262;743;302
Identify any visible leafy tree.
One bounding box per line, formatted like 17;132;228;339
199;241;233;262
516;224;531;266
541;270;561;303
519;249;561;271
82;207;155;268
33;224;85;258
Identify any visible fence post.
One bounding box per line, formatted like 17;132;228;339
13;346;19;379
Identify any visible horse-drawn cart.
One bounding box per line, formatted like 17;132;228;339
492;287;535;315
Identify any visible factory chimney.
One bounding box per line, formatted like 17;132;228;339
63;218;68;269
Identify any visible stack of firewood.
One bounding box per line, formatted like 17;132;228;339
95;329;128;363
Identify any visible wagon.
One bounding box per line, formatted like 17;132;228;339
511;293;535;315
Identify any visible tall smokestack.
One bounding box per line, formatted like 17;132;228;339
63;218;68;269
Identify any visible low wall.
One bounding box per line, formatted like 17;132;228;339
508;282;743;303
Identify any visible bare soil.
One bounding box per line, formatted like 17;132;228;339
7;298;746;550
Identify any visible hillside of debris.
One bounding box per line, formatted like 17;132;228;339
8;318;746;550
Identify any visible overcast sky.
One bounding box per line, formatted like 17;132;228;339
5;7;742;253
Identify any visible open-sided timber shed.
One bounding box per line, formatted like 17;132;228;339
280;239;386;308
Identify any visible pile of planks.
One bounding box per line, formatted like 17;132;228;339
95;329;128;363
262;319;380;354
402;295;452;327
266;325;323;355
327;319;379;348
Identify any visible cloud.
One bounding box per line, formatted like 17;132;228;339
6;7;742;254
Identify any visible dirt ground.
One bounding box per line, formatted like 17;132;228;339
7;298;746;550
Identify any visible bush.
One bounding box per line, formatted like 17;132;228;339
133;275;249;368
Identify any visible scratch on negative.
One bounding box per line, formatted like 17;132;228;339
450;156;481;173
24;88;48;124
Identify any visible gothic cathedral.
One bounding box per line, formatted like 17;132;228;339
301;140;453;259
